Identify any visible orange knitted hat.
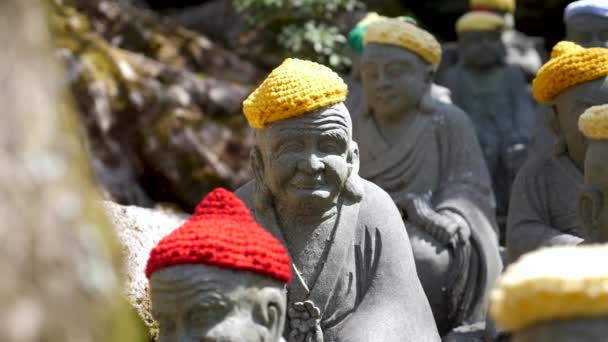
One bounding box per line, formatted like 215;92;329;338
145;188;292;283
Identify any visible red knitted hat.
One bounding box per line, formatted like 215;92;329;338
145;188;292;283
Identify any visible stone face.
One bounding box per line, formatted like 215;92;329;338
104;201;185;335
579;139;608;242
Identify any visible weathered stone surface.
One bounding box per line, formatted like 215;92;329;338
0;1;145;340
50;0;259;209
104;201;186;336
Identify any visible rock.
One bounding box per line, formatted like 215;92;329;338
50;0;259;210
104;201;187;336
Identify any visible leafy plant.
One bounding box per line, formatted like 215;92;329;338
233;0;363;70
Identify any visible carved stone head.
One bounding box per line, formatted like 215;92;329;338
360;43;433;121
549;77;608;168
150;265;287;342
240;58;362;214
456;11;506;70
532;41;608;169
564;1;608;48
578;105;608;242
359;18;440;122
252;103;361;214
145;188;292;342
490;246;608;342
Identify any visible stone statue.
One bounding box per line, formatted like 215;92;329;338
565;0;608;48
355;18;502;336
436;0;546;84
578;105;608;243
530;0;608;157
344;14;451;119
146;188;292;342
490;245;608;342
507;41;608;261
236;58;442;341
439;10;535;224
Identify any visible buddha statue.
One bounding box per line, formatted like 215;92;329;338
437;0;546;84
354;18;502;336
146;188;291;342
530;0;608;157
235;58;441;341
439;10;535;224
578;105;608;243
345;14;451;119
490;245;608;342
566;0;608;48
507;42;608;261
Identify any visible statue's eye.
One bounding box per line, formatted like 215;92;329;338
319;136;345;154
277;141;304;155
362;67;378;80
386;63;406;77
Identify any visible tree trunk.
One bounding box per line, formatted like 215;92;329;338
0;1;146;341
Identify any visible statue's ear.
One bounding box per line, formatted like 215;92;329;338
348;141;360;176
252;287;287;341
578;186;603;239
546;105;562;138
251;146;265;185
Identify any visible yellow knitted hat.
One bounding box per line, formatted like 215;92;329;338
456;11;506;33
579;104;608;139
490;245;608;332
242;58;348;128
532;41;608;103
364;18;442;68
470;0;516;12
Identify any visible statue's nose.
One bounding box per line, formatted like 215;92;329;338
298;154;324;173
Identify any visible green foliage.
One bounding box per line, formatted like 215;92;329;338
233;0;363;70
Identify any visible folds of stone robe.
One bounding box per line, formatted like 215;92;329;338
354;101;502;329
506;153;585;262
236;179;441;342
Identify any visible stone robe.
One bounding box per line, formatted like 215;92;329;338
354;101;502;331
506;153;585;261
236;179;441;342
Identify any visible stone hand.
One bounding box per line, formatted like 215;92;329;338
287;300;323;342
401;193;462;247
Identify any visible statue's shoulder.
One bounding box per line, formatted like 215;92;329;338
515;151;557;184
356;178;404;231
234;180;256;211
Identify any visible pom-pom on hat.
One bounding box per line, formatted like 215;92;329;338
242;58;347;129
532;41;608;103
456;10;506;33
347;12;387;55
364;17;442;68
564;0;608;22
145;188;292;283
490;245;608;332
470;0;516;12
579;104;608;139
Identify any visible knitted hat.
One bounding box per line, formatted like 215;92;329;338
456;10;506;33
242;58;347;129
470;0;516;12
347;12;387;55
145;188;292;283
490;245;608;332
364;18;442;68
579;104;608;139
564;0;608;22
532;41;608;103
